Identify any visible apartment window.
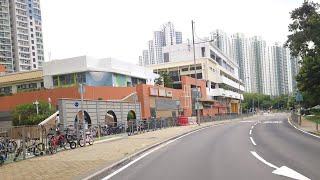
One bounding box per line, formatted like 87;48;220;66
29;4;31;7
181;68;189;72
30;16;32;19
33;64;36;68
32;52;35;56
30;22;33;25
31;34;34;38
201;47;206;57
29;10;32;14
190;67;195;71
30;28;33;32
31;40;34;44
196;66;202;70
33;58;35;62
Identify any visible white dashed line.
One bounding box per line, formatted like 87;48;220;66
251;126;254;130
249;130;252;135
250;137;257;145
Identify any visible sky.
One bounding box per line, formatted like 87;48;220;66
41;0;308;64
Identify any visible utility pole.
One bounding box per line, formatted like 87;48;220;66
192;20;200;126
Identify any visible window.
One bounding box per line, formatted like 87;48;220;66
53;76;58;86
30;16;32;19
29;10;32;14
31;34;34;38
201;47;206;57
181;68;189;71
33;58;35;62
190;67;195;71
30;28;33;32
31;40;34;44
196;66;202;70
33;64;36;68
29;4;31;7
32;52;35;56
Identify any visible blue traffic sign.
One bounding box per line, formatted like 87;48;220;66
74;102;79;107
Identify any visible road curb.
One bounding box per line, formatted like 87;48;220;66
80;118;245;180
288;117;320;139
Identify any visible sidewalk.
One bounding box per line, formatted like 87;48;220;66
0;117;254;180
290;115;320;135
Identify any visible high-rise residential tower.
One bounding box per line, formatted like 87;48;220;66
210;29;232;58
249;36;266;94
0;0;14;73
175;31;182;44
0;0;44;73
139;22;182;66
231;33;251;92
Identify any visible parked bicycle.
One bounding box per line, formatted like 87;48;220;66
13;135;45;161
79;130;93;147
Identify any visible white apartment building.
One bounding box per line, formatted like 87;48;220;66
139;22;182;66
147;42;244;113
231;33;252;92
176;31;182;44
0;0;45;73
0;0;14;73
142;50;149;66
249;36;266;94
162;22;176;46
148;40;155;65
210;29;232;59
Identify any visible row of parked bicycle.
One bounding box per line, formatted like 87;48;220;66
0;117;191;165
0;126;95;165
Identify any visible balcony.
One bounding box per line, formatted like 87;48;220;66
221;76;244;91
206;88;243;100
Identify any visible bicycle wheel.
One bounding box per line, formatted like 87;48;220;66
8;141;17;153
88;138;93;145
79;138;85;147
69;141;76;149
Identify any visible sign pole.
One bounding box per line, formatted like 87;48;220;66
80;84;86;147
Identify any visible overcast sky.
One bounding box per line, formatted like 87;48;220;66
41;0;310;64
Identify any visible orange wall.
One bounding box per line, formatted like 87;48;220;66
0;86;136;112
136;84;184;118
0;64;5;73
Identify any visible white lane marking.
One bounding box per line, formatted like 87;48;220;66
254;122;258;126
272;166;310;180
288;118;320;139
250;137;256;146
251;125;254;130
249;130;252;135
239;120;255;123
102;140;174;180
263;121;283;124
251;151;311;180
250;151;278;169
102;124;219;180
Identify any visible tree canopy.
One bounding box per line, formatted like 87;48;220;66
285;0;320;107
12;101;56;126
154;72;173;88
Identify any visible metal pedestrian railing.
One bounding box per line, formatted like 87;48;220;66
0;113;252;165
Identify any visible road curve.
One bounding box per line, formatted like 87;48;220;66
92;113;320;180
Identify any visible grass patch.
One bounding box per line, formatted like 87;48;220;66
305;114;320;124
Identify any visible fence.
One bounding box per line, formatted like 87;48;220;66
0;113;252;165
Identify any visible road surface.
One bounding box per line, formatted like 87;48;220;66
91;113;320;180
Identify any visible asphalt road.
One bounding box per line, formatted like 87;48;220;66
96;113;320;180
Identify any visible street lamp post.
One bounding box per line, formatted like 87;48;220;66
33;100;39;115
191;20;200;126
